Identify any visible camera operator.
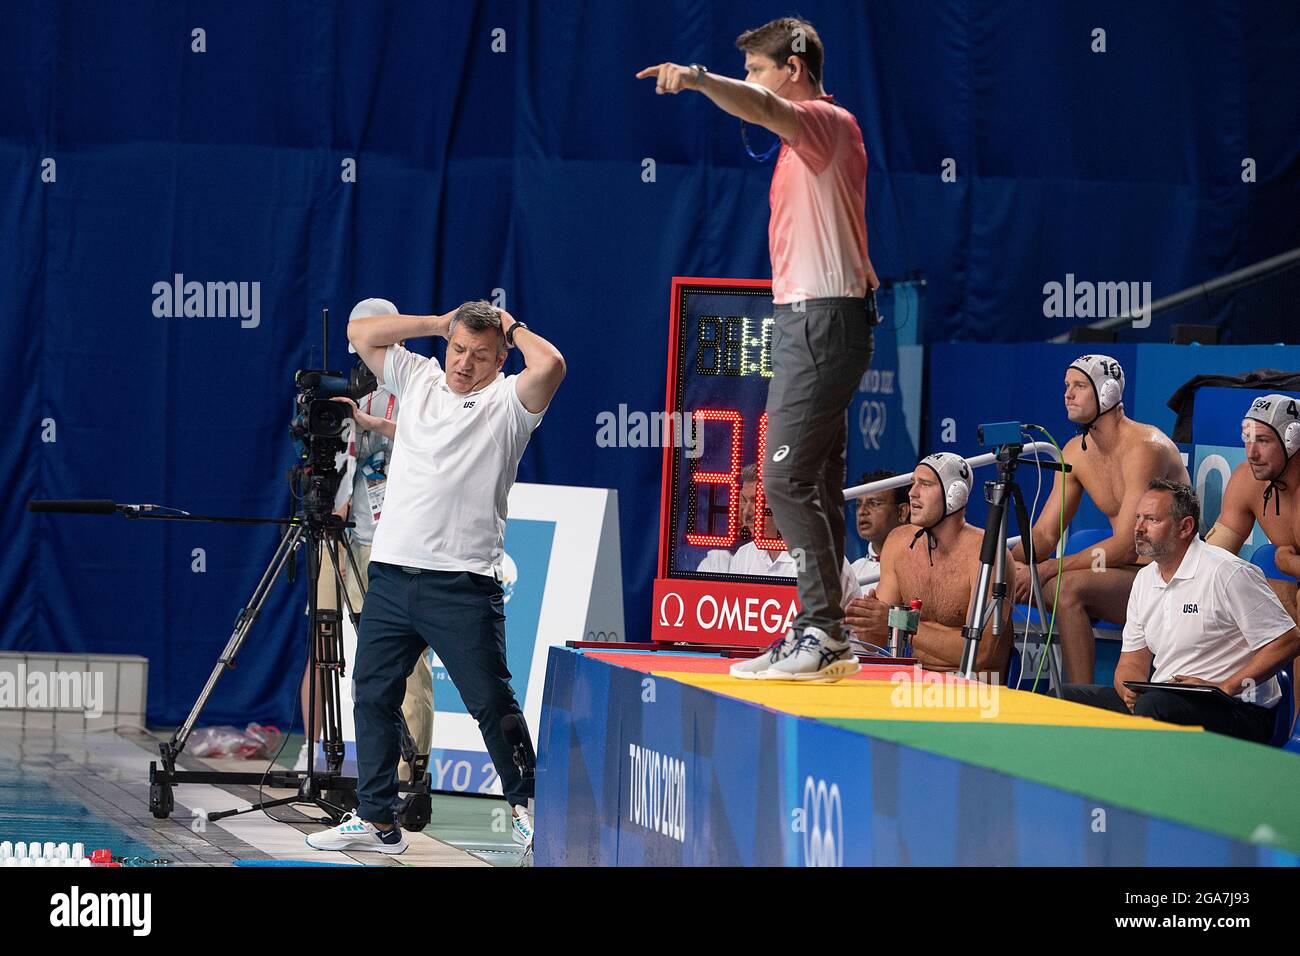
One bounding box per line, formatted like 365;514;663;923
306;300;565;854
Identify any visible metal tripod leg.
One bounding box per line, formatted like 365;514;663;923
166;523;305;760
206;791;347;823
211;524;356;824
960;478;1013;679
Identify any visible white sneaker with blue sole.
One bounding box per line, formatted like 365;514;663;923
758;627;860;682
305;812;408;854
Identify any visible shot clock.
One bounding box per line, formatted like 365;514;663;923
651;276;913;647
657;278;793;582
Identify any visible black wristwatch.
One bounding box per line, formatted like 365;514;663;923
505;321;528;347
689;63;708;86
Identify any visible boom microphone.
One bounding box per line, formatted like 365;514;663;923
27;500;165;515
27;499;118;514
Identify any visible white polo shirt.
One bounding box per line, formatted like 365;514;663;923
369;344;544;577
850;541;881;583
1122;536;1294;707
696;549;732;573
728;542;862;606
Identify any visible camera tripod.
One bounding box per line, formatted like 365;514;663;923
28;503;435;828
128;508;432;828
958;442;1068;696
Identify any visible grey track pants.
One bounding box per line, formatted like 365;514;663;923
763;296;875;642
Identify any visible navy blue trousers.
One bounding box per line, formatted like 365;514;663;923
353;561;533;824
1063;684;1274;743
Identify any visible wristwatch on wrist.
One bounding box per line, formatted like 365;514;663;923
689;63;708;86
505;321;528;347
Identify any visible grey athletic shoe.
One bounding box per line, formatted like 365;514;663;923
729;630;797;679
759;628;860;682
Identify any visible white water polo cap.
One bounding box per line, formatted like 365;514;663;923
910;452;971;565
1243;394;1300;459
918;452;972;518
347;297;399;352
1243;393;1300;514
1069;354;1125;449
1069;354;1125;418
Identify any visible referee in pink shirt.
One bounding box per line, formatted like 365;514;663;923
639;17;879;681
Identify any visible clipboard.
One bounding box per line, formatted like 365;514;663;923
1122;680;1236;704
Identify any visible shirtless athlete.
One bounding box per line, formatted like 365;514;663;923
1011;355;1189;683
846;452;1012;678
1205;394;1300;620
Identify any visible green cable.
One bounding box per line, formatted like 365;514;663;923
1023;424;1065;694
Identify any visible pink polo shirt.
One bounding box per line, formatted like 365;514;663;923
768;95;869;305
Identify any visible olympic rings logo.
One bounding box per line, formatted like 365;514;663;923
858;400;887;451
802;776;843;867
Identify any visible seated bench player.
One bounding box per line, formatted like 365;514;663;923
846;452;1012;678
1011;355;1188;683
1205;395;1300;621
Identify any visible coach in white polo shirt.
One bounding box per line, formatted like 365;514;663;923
1064;478;1300;743
306;300;565;855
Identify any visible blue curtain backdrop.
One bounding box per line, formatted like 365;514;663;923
4;1;1298;725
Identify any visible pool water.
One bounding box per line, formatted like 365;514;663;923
0;756;157;861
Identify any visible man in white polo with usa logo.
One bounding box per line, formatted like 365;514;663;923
306;300;565;854
1065;478;1300;743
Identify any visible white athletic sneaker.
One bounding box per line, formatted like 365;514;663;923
729;630;797;679
512;805;534;849
305;812;408;854
292;742;310;772
759;628;860;683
